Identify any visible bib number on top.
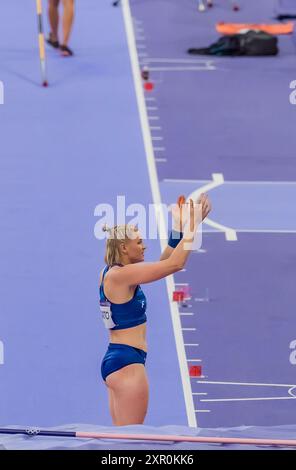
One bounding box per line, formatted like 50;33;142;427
100;301;116;329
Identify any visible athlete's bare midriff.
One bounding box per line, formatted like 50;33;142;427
109;322;147;352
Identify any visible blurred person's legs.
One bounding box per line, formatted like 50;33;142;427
48;0;60;46
61;0;74;51
48;0;74;55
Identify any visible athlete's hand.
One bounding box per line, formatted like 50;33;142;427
197;193;211;221
171;195;187;232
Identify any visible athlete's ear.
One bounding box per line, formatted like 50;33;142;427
120;242;128;255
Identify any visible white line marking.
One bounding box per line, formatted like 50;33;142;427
184;344;199;346
199;229;296;235
175;283;189;286
147;106;158;111
145;97;156;101
236;229;296;234
193;393;208;396
187;173;237;241
214;180;296;185
197;380;296;387
152;137;163;141
180;312;194;316
163;178;296;185
155;158;167;162
201;396;296;403
148;116;159;121
147;66;216;71
150;126;162;130
187;359;202;362
153;147;165;151
204;218;237;241
182;328;196;331
195;409;211;413
123;0;197;428
143;58;216;64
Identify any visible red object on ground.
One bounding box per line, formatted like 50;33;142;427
173;291;185;302
189;365;202;377
144;81;154;91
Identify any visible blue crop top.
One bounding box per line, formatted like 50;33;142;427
99;265;147;330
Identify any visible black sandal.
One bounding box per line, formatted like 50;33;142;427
60;44;74;57
46;33;59;49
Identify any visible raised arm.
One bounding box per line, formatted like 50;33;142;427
108;196;211;287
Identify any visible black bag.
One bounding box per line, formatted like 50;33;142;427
188;31;278;56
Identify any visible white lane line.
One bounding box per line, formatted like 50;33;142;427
187;359;202;362
182;328;196;331
195;409;211;412
184;344;199;346
180;312;194;316
163;178;296;185
201;397;296;403
175;283;189;286
193;393;208;395
196;381;296;387
187;173;237;242
204;218;237;241
147;66;216;72
150;126;162;130
163;178;210;183
123;0;197;428
143;58;216;64
153;147;166;151
148;116;160;120
152;137;163;141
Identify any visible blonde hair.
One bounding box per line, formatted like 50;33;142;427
103;224;138;266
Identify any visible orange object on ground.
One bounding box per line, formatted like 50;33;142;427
216;22;294;35
178;195;186;207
